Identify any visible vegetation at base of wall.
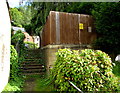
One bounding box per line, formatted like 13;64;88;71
51;48;119;91
24;41;38;49
4;30;27;92
3;77;24;92
3;45;24;92
33;75;56;91
113;61;120;77
10;45;19;80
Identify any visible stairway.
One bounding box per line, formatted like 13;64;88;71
20;49;45;75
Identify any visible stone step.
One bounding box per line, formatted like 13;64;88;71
21;68;45;73
22;61;42;63
20;65;45;69
24;58;42;61
24;52;42;56
24;52;42;54
21;72;44;76
20;49;45;75
21;63;45;68
24;54;42;58
25;49;42;51
21;62;45;67
21;63;44;66
24;54;42;57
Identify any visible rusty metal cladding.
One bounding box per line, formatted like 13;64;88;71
45;15;50;45
55;12;60;44
79;14;87;44
41;11;97;47
50;11;56;44
72;14;79;44
42;14;50;46
59;12;64;44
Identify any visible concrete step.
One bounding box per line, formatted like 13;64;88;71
24;58;42;60
20;65;45;69
21;68;45;73
21;64;45;67
21;72;44;75
22;58;42;62
21;63;44;66
20;49;45;75
25;55;42;59
21;61;42;64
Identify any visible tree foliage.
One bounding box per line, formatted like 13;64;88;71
66;2;95;15
10;8;24;27
30;2;70;35
3;45;23;91
18;5;32;26
92;2;120;55
10;5;32;29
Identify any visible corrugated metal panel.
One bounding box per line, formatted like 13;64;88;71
50;11;56;44
41;11;97;47
55;12;60;44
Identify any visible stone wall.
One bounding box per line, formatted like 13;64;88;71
41;44;92;74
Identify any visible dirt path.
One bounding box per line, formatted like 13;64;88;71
22;76;37;92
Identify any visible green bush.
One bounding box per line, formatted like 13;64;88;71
3;77;23;91
113;61;120;77
11;30;25;45
10;45;19;80
3;45;24;92
24;41;38;49
51;48;119;91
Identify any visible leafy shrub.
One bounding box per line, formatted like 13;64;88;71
10;45;19;80
24;41;38;49
3;45;24;92
3;77;23;91
51;48;119;91
113;61;120;77
11;30;25;45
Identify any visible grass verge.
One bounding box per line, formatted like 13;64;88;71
33;74;56;91
3;77;24;92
